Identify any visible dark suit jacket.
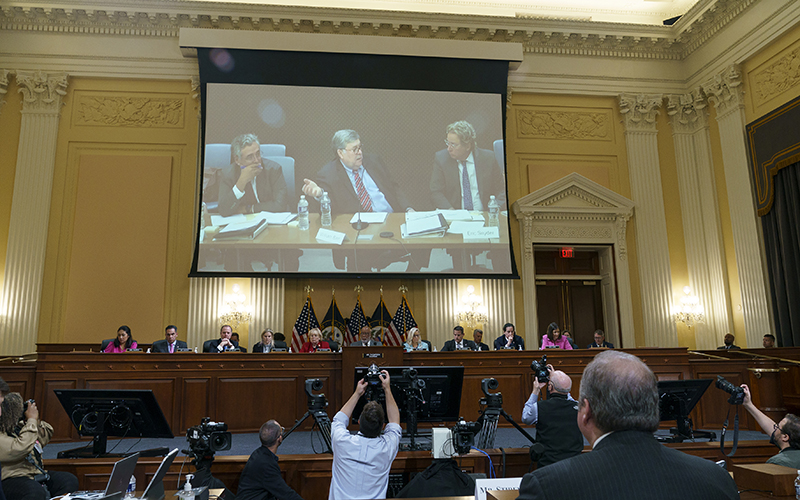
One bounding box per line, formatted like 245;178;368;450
494;334;525;350
350;340;383;347
475;341;490;351
236;445;303;500
516;430;739;500
315;155;411;214
151;339;188;353
588;341;614;349
441;339;477;351
218;160;288;216
203;338;240;352
430;147;506;210
252;341;288;353
717;344;741;350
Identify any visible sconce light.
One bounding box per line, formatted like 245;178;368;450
672;286;704;327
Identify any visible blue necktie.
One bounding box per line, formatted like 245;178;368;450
460;161;473;210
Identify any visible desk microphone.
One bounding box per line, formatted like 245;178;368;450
351;212;370;231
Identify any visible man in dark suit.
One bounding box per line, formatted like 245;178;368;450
350;326;383;347
494;323;525;350
151;325;188;353
203;325;240;353
430;121;506;212
472;328;490;351
231;333;247;352
717;333;741;350
516;350;739;500
441;326;477;351
236;420;304;500
587;329;614;349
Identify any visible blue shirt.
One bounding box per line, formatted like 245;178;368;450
522;391;576;425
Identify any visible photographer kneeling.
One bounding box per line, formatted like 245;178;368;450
740;384;800;468
0;394;78;500
522;364;583;467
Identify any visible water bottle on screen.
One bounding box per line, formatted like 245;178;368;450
487;195;500;227
321;191;332;227
794;469;800;499
298;195;309;231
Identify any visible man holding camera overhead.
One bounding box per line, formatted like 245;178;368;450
329;369;401;500
521;363;583;467
740;384;800;468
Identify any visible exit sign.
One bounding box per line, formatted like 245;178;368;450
561;247;574;258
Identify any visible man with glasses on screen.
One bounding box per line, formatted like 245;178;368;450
218;133;299;271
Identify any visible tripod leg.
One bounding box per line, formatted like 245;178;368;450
476;414;499;449
313;412;333;454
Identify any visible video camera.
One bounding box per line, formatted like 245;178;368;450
715;376;745;405
531;355;549;383
364;364;385;401
186;417;232;460
451;419;482;455
305;378;328;412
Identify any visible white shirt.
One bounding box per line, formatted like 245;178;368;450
342;162;393;213
458;152;483;211
232;176;261;203
329;411;401;500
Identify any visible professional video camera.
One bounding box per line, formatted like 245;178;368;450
364;364;385;401
531;355;549;383
394;368;427;451
305;378;328;412
715;376;745;405
451;419;483;455
284;378;333;454
474;377;535;450
186;417;232;460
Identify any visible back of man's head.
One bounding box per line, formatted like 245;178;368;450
784;414;800;449
259;420;282;448
359;401;385;438
579;350;659;433
549;371;572;394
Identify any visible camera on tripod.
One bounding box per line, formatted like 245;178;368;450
186;417;232;460
531;355;549;383
715;376;745;405
305;378;329;412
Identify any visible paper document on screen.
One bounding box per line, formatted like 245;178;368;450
349;212;388;224
255;212;297;225
436;209;473;221
316;228;346;245
447;221;486;234
218;219;263;234
211;214;246;226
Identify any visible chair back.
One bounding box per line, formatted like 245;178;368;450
260;144;286;157
101;339;114;351
264;156;296;199
493;139;505;169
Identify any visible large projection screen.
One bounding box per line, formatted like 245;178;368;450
191;48;517;278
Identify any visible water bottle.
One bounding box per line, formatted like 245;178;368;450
487;195;500;227
125;475;136;498
320;191;332;227
297;195;309;231
795;469;800;500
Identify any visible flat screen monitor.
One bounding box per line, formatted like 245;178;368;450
657;379;712;422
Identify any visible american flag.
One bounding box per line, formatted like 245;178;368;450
370;297;394;346
291;296;320;352
345;298;369;346
388;296;418;346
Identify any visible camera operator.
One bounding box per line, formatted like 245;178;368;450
329;370;401;500
522;365;583;467
740;384;800;468
237;420;304;500
0;393;78;500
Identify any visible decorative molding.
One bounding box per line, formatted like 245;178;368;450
666;88;708;134
615;214;629;261
533;225;612;239
15;70;67;113
0;69;8;114
534;186;615;208
73;95;185;128
702;65;744;119
752;45;800;107
618;93;662;132
516;108;610;140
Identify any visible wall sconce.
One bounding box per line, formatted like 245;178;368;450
457;285;488;328
672;286;704;327
219;283;253;330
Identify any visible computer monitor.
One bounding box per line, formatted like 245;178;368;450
140;448;179;500
657;378;713;442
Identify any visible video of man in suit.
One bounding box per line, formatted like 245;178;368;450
194;83;513;277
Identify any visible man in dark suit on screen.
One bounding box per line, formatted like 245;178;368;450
151;325;188;353
516;350;739;500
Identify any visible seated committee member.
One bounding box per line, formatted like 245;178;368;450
236;420;304;500
561;330;578;350
494;323;525;350
0;394;79;500
516;351;739;500
218;133;288;217
430;120;506;212
473;328;490;351
404;327;429;352
587;329;614;349
351;326;383;347
442;326;477;351
302;130;411;215
253;329;287;353
203;325;240;352
740;384;800;468
522;365;583;467
540;322;572;350
763;333;776;348
330;370;401;500
717;333;741;350
151;325;187;353
104;325;137;353
301;328;330;353
231;333;247;352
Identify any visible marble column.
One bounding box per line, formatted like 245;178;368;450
186;277;225;351
703;65;772;348
666;90;734;349
425;279;459;350
619;93;677;347
0;71;68;355
250;278;285;340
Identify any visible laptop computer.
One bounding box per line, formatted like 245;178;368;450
137;448;179;500
71;452;139;500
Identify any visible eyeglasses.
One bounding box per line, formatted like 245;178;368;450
445;140;463;148
342;144;363;153
773;422;784;434
241;151;262;164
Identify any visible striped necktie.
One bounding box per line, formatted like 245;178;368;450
353;170;373;212
460;161;474;210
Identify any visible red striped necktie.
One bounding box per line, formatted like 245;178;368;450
353;170;373;212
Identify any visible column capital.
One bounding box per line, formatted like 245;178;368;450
0;69;9;115
666;88;709;134
619;93;662;132
702;65;744;119
16;71;68;114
